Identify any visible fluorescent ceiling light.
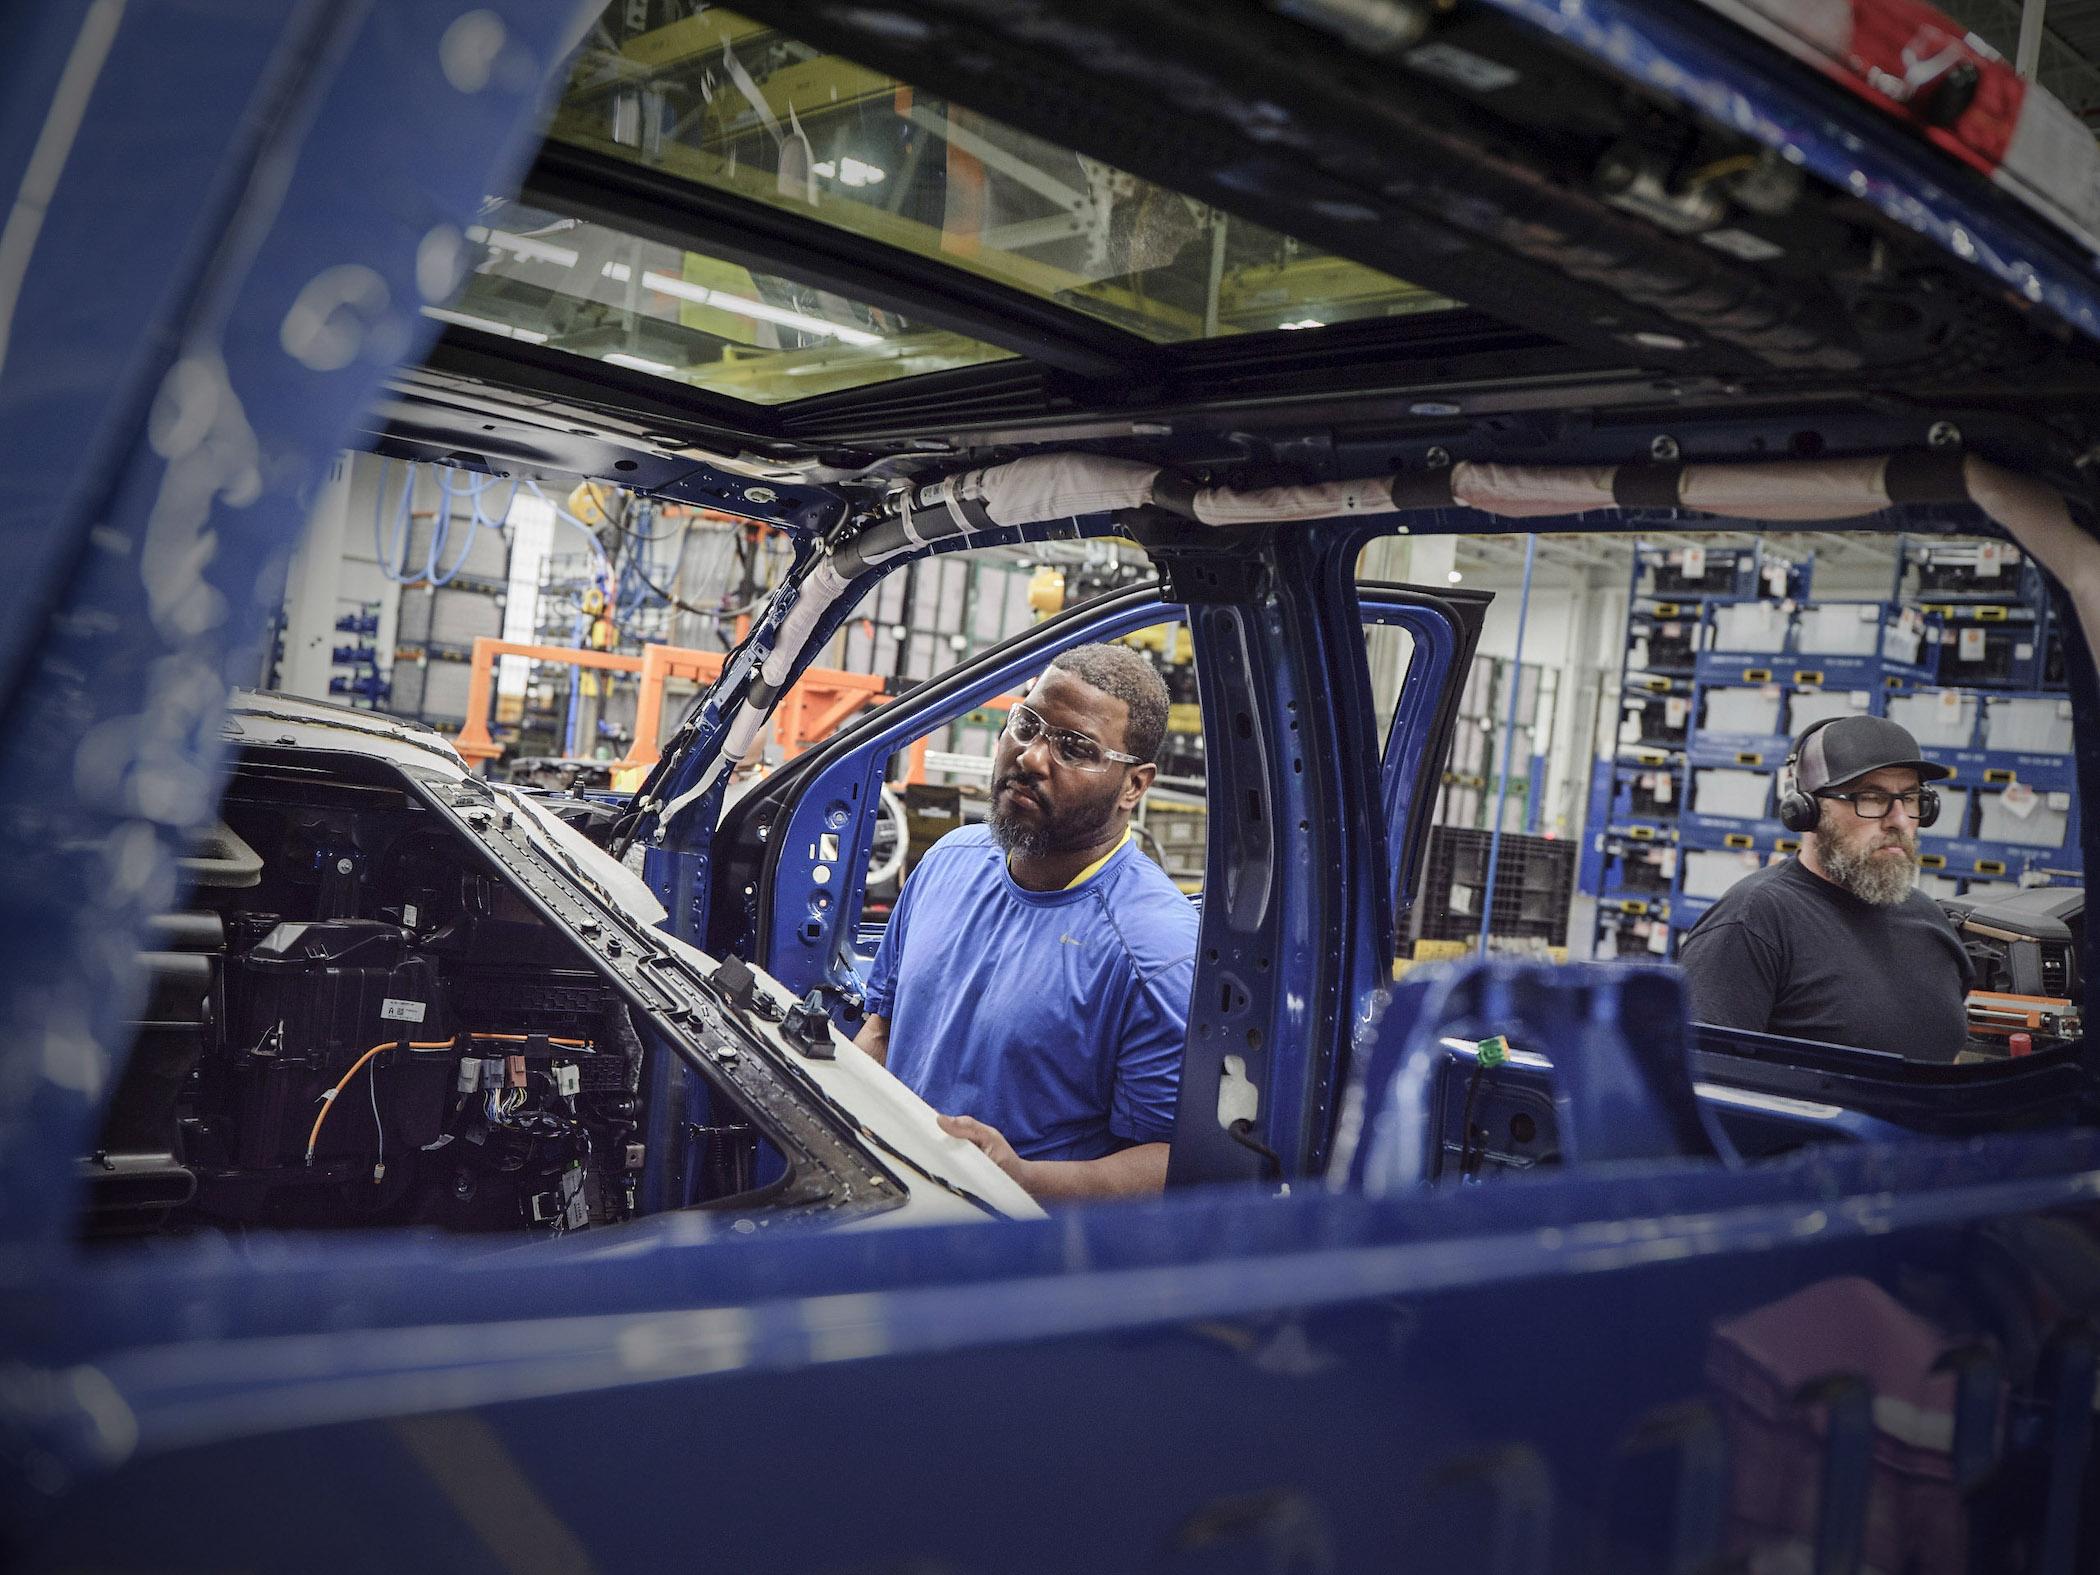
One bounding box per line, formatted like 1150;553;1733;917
603;351;679;376
420;305;548;343
811;157;886;186
1279;318;1326;330
468;225;580;268
602;260;883;347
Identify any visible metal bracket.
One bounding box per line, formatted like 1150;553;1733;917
1123;510;1272;604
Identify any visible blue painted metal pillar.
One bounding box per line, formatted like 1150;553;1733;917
0;0;585;1256
1167;522;1395;1183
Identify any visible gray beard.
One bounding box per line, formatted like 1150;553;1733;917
1817;834;1919;907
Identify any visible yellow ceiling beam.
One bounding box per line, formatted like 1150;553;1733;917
616;11;771;72
546;120;1213;339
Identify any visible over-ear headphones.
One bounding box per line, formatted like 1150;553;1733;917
1777;714;1940;833
1777;717;1837;833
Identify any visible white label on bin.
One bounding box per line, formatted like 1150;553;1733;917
1684;546;1706;579
1959;628;1987;661
1654;774;1673;803
1850;692;1869;708
1978;542;2003;576
403;904;418;928
2016;643;2034;660
381;998;428;1023
2048;791;2071;811
1938;689;1964;714
1648;925;1670;954
2001;783;2038;818
1665;698;1689;727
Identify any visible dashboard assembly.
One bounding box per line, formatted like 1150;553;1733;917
88;752;645;1238
76;711;951;1240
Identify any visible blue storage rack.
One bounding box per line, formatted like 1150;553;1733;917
1583;542;1810;959
1653;547;2079;950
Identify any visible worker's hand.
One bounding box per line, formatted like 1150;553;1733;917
937;1113;1035;1192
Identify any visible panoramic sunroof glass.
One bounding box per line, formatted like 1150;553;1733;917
550;6;1456;342
431;198;1013;402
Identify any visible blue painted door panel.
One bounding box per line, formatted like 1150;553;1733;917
0;1;581;1253
11;1129;2100;1570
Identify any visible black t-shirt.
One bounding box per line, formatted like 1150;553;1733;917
1678;856;1973;1061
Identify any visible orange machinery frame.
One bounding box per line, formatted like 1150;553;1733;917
449;636;891;775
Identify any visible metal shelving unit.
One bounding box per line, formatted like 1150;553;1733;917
1603;537;2079;957
1582;541;1810;960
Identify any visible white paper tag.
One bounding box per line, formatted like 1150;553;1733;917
2015;643;2034;660
1978;542;2004;577
1849;692;1870;709
1647;924;1671;955
1663;622;1682;637
2047;790;2071;811
2001;782;2038;819
403;904;419;928
1765;563;1787;595
1683;546;1707;580
1665;698;1689;727
1959;628;1987;661
381;998;428;1023
1937;688;1964;714
1654;773;1674;804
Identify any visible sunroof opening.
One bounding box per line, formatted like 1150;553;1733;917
549;6;1457;343
429;197;1013;402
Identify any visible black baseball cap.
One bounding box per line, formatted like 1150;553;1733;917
1794;714;1954;794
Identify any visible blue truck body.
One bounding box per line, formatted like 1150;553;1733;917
2;1;2098;1568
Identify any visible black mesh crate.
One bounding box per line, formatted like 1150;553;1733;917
1935;621;2039;688
1416;828;1576;946
1633;617;1698;673
1621;692;1689;750
1645;552;1745;597
1601;836;1674;895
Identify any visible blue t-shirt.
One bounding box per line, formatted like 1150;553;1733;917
864;824;1198;1162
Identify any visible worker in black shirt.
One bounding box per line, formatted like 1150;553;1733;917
1679;714;1974;1061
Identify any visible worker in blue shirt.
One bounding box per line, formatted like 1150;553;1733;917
856;643;1199;1202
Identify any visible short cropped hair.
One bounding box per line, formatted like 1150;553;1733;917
1050;642;1169;764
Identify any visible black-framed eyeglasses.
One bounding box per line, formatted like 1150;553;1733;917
1002;702;1142;774
1817;787;1929;820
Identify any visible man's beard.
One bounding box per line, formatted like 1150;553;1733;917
1816;819;1920;906
987;772;1120;857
